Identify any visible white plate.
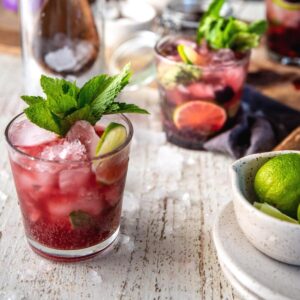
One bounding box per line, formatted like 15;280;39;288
213;202;300;300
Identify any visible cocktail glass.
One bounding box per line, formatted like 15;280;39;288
5;113;133;261
266;0;300;65
155;35;250;149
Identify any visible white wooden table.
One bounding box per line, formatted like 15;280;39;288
0;3;266;298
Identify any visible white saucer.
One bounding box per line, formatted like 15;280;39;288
213;202;300;300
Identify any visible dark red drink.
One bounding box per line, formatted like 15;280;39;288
266;0;300;65
6;113;132;261
155;36;250;149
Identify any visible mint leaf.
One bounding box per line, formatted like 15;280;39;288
248;20;268;35
40;75;78;117
21;96;44;106
78;74;112;108
22;65;148;136
104;103;149;115
229;32;260;52
196;0;266;52
197;0;225;43
90;64;131;119
24;102;63;135
69;210;96;229
65;105;97;125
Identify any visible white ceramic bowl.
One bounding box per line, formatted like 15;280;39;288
104;1;156;48
231;151;300;266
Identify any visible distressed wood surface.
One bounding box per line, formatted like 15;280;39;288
0;54;241;300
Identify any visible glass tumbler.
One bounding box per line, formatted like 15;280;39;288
5;113;133;261
266;0;300;66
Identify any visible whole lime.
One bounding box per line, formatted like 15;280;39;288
254;153;300;218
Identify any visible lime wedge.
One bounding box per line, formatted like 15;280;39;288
254;202;298;224
95;122;127;156
297;204;300;222
272;0;300;10
177;44;199;65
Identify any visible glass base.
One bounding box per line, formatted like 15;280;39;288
28;226;120;262
268;50;300;66
165;127;206;150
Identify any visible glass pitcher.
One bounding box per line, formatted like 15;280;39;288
20;0;104;94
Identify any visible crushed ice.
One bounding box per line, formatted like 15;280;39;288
10;119;57;147
44;34;94;72
87;269;103;284
0;190;8;201
119;234;134;252
122;191;140;213
40;139;87;161
0;290;26;300
66;120;99;158
155;146;183;180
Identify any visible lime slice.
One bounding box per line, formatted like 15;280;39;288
177;44;199;65
254;202;298;224
272;0;300;10
95;122;127;156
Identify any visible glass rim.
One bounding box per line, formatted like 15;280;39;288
154;35;251;70
5;112;134;164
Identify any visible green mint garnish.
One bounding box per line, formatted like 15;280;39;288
69;210;96;229
21;64;149;136
196;0;267;52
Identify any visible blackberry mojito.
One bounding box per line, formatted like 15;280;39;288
266;0;300;65
5;66;148;261
155;0;266;149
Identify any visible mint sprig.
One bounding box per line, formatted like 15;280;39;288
197;0;267;52
21;64;149;136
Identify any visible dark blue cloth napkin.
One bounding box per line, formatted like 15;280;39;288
203;85;300;158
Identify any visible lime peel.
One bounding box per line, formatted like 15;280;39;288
272;0;300;10
254;202;298;224
95;122;127;156
177;44;198;65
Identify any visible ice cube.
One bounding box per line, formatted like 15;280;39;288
122;191;140;213
87;269;103;284
40;139;87;161
44;34;94;73
188;83;215;100
10;119;57;147
66;121;99;158
59;167;92;194
211;49;235;65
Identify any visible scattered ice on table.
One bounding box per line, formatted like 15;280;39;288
186;157;196;166
120;233;130;244
119;234;134;252
181;192;191;207
0;170;9;180
87;269;103;284
9;119;57;147
66;120;99;158
122;191;140;213
0;190;8;201
40;139;87;161
38;260;54;273
133;129;166;146
155;146;183;180
0;290;26;300
18;268;36;281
